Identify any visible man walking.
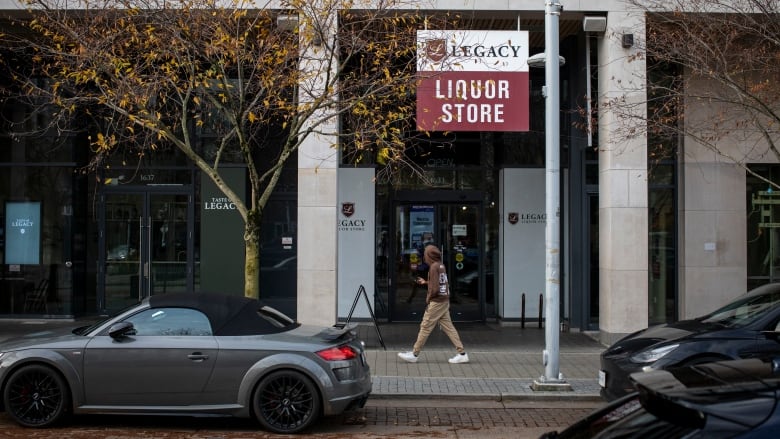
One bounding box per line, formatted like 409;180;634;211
398;244;469;364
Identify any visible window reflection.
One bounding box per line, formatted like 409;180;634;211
124;307;212;336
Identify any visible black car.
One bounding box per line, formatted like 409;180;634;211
543;357;780;438
600;283;780;401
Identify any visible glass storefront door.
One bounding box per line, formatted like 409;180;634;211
391;197;484;321
100;190;192;313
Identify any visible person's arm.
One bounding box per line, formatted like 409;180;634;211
425;264;438;303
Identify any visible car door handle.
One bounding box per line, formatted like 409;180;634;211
187;352;209;362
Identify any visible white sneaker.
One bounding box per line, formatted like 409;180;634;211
448;353;469;364
398;351;419;363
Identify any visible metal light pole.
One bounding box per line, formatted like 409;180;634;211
543;0;561;384
529;0;569;389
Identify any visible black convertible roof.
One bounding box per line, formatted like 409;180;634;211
147;292;296;336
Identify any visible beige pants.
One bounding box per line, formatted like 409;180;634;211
413;301;465;355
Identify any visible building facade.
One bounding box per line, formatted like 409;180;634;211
1;0;776;345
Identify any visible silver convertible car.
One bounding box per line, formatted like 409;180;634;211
0;292;372;434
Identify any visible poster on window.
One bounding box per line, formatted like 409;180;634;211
409;206;434;248
5;201;41;265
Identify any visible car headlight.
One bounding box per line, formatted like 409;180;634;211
630;344;679;363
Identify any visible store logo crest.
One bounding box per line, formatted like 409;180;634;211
341;202;355;218
424;39;447;63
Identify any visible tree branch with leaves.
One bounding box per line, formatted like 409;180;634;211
1;0;431;298
601;0;780;187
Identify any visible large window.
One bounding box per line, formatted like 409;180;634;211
647;62;679;325
649;169;676;325
0;164;82;316
747;165;780;290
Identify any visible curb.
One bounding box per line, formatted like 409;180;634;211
368;392;605;403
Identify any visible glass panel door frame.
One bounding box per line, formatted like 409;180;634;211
389;190;485;322
98;185;194;314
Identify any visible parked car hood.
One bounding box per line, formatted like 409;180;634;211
604;319;758;360
607;319;750;354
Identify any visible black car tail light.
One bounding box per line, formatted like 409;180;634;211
316;345;358;361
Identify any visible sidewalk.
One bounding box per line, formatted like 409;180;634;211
356;322;606;401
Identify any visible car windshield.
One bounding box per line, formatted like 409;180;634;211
700;290;780;328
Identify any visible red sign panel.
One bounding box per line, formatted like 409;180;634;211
416;71;529;132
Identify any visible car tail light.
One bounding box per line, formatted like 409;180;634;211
317;345;358;361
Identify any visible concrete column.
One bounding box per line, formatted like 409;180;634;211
296;7;339;327
680;75;749;318
597;10;648;345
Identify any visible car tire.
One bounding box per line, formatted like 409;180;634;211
3;364;70;428
253;369;321;434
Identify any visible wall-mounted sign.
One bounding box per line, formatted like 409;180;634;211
416;30;529;132
452;224;467;236
5;201;41;265
508;212;519;224
339;202;367;232
200;169;245;294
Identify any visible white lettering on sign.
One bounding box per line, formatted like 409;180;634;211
435;79;510;101
441;103;504;123
11;219;34;227
204;197;236;210
434;79;509;123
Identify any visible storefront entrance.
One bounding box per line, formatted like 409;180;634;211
388;191;485;322
98;187;194;313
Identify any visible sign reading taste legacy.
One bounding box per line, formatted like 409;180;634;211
416;30;529;132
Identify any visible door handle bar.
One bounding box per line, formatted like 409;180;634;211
187;353;209;362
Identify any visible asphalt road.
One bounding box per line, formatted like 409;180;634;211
0;398;605;439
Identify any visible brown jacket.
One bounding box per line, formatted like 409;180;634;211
424;245;449;304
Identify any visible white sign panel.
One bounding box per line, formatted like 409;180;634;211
337;168;376;319
417;30;529;72
499;169;545;319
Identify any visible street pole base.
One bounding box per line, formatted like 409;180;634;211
531;378;573;392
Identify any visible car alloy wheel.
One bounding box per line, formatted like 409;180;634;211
253;370;321;434
3;364;69;427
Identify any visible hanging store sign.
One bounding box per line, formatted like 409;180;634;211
416;30;529;132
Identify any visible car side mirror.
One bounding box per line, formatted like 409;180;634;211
108;321;136;339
